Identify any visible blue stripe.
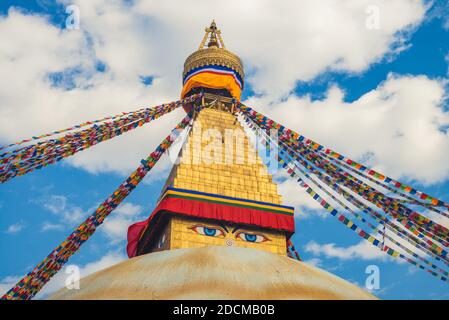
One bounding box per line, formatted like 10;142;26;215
183;65;244;87
165;187;294;211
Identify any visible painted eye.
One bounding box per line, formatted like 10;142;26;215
190;225;225;237
236;232;269;243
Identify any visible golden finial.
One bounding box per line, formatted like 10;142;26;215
198;20;226;50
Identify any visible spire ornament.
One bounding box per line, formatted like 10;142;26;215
182;21;244;100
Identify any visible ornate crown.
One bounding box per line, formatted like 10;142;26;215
183;21;244;82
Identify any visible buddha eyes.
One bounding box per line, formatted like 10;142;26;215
235;232;269;243
190;225;225;237
189;225;270;243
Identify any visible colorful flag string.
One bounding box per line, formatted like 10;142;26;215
325;155;449;219
0;98;197;152
280;137;449;265
238;107;449;284
238;104;449;241
248;115;449;282
0;94;201;183
1;113;193;300
278;151;449;283
287;239;302;261
245;113;449;271
253;119;449;277
286;137;449;247
237;103;449;212
239;107;449;245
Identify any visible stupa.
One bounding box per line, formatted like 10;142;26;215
50;21;376;300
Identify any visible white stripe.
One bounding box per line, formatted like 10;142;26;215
185;68;242;88
184;67;243;88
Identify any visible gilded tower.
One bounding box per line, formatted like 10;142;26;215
127;21;295;258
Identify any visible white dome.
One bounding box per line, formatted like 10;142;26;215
50;246;376;300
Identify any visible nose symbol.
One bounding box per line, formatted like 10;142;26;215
226;239;234;247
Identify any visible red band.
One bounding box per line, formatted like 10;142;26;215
127;196;295;258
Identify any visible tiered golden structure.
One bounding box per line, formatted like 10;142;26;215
169;106;282;204
158;105;287;255
136;22;290;256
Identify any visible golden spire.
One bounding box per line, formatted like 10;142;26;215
198;20;226;50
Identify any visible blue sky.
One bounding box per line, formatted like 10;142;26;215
1;0;449;299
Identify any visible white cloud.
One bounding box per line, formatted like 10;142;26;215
36;250;126;299
42;195;67;214
429;0;449;30
5;222;25;234
38;195;148;239
41;222;65;232
425;211;449;229
100;202;145;243
304;257;322;267
407;265;419;275
0;5;186;177
41;195;86;225
0;276;22;295
0;0;428;176
304;240;391;261
249;74;449;185
0;251;126;299
114;202;144;217
274;174;328;219
131;0;426;97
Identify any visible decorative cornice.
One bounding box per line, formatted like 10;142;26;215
183;47;244;81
